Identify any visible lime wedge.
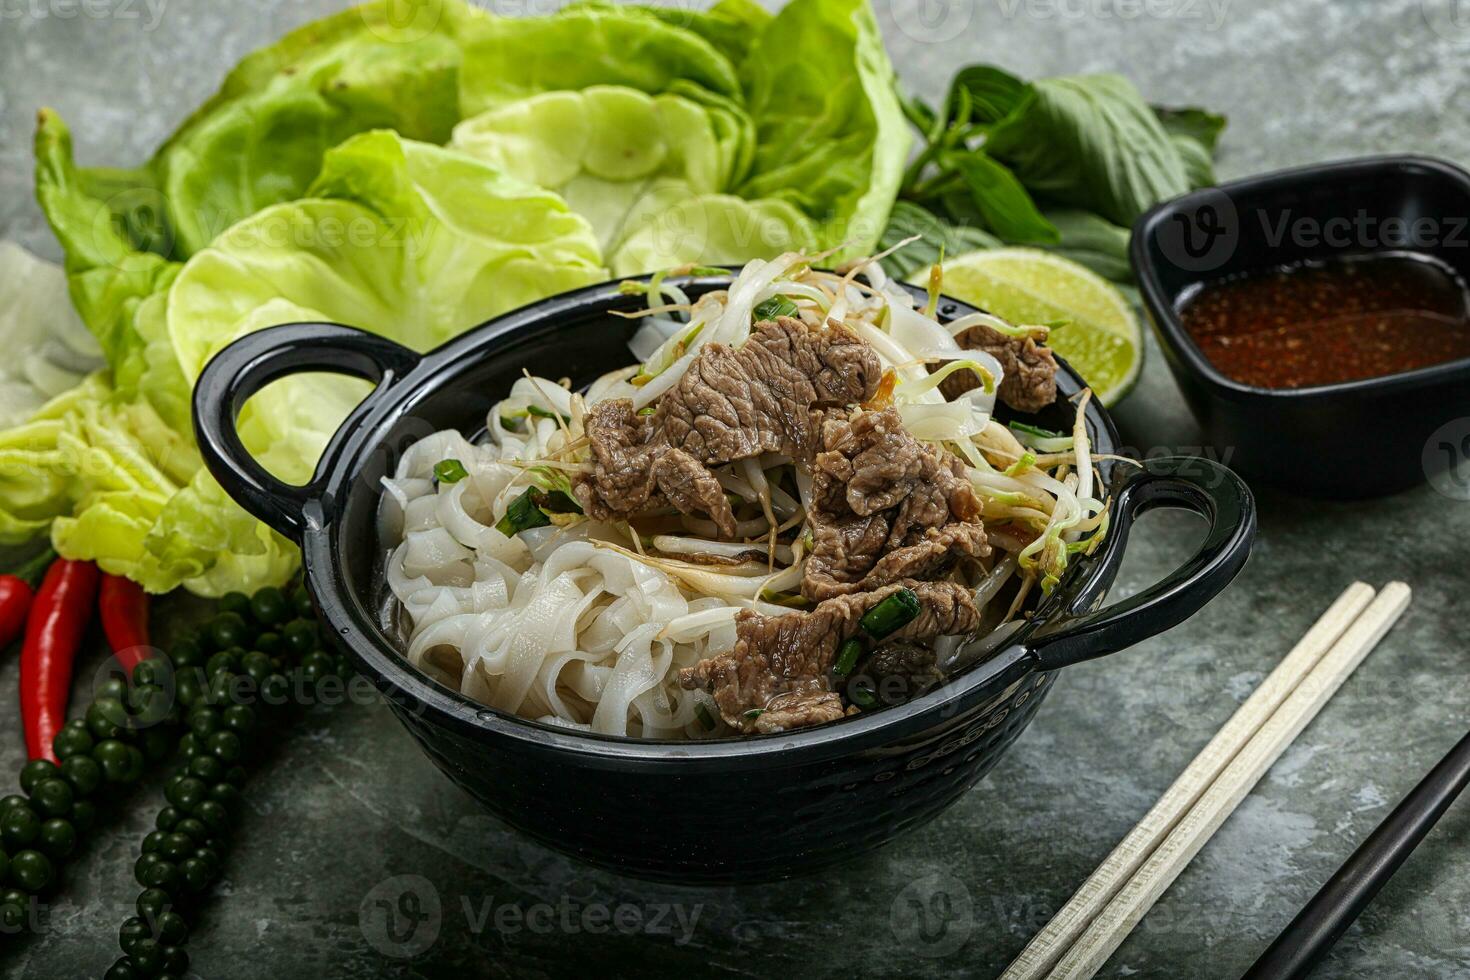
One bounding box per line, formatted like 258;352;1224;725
910;248;1143;405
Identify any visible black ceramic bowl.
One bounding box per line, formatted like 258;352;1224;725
194;274;1255;883
1133;155;1470;498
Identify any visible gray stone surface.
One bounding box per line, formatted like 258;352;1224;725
2;1;1470;977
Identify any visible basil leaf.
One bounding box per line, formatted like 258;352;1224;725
1043;208;1133;283
982;73;1192;226
1153;105;1228;189
877;201;1000;278
940;150;1059;245
944;64;1031;126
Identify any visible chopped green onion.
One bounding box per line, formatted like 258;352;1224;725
1008;421;1065;440
494;487;552;537
753;294;799;321
859;588;921;639
924;246;945;318
695;702;717;731
685;265;727;277
526;405;570;423
849;684;878;709
742;708;765;722
433;459;469;484
617;280;646;295
636;406;657;416
1003;451;1038;477
833;638;864;677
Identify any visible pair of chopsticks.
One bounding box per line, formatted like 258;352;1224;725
1001;581;1412;980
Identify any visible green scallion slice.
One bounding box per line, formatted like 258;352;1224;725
493;487;552;537
433;459;469;484
1008;421;1065;440
695;702;717;731
833;638;864;677
859;588;921;639
753;294;799;321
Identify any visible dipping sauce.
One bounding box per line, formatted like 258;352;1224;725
1177;253;1470;388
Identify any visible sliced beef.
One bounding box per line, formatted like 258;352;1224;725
679;580;979;733
803;408;989;601
943;323;1058;413
863;641;946;702
577;317;881;533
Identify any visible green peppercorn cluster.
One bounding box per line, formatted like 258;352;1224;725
103;582;347;980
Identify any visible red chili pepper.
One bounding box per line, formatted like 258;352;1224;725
99;574;150;674
21;559;100;762
0;548;57;649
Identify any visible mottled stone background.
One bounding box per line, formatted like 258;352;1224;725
1;1;1469;977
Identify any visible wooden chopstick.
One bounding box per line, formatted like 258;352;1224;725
1045;582;1412;980
1000;582;1377;980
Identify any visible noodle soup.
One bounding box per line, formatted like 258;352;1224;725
377;252;1108;739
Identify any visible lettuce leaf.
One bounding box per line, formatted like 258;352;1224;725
736;0;910;255
0;243;104;428
12;131;605;595
451;84;815;273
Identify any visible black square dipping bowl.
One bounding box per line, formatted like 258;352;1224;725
1133;156;1470;498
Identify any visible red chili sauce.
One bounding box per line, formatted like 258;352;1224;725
1176;253;1470;388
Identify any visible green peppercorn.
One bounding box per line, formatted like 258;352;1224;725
208;782;241;814
136;855;179;892
260;673;288;702
175;734;200;762
127;937;165;975
10;848;52;891
96;676;129;704
136;888;170;920
119;914;150;953
0;892;29;931
250;586;288;625
222;704;256;735
87;698;128;740
174;817;209;844
208;730;243;764
207;671;238;706
165;777;207;812
160;944;189;975
70;800;97;833
194;800;229;832
94;739;132;782
204;649;239;682
59;755;102;798
220;590;252;618
52;722;94;760
104;958;138;980
241;651;272;685
283;619;318;657
0;850;8;883
293;588;315;617
255;631;282;655
1;805;40;848
0;794;27;814
29;777;73;817
37;818;75;860
173;677;201;713
18;759;57;795
155;909;187;945
179;856;213;892
187;706;221;739
171;636;203;668
206;613;248;651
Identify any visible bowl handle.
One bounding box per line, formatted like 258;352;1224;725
1026;455;1257;671
192;322;421;542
